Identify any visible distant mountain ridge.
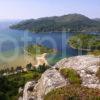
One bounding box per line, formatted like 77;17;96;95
10;13;100;33
93;18;100;22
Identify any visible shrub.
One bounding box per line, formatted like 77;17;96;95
44;85;100;100
0;91;9;100
37;63;50;73
88;50;100;56
60;68;82;84
33;72;41;80
0;70;42;100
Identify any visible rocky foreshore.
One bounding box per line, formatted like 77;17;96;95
22;55;100;100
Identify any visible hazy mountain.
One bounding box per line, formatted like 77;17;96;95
93;18;100;22
10;14;100;33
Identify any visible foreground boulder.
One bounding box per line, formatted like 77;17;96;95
23;69;67;100
22;55;100;100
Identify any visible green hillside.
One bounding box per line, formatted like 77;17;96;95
10;14;100;33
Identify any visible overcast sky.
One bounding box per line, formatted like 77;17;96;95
0;0;100;20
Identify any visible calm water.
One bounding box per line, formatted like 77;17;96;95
0;21;87;66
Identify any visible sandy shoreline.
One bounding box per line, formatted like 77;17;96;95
0;53;48;70
35;53;48;67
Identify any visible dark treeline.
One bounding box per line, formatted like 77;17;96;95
0;63;50;100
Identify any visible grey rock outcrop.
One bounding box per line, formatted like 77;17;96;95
54;55;100;89
22;55;100;100
23;81;37;100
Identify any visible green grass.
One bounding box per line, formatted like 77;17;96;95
44;85;100;100
60;68;82;85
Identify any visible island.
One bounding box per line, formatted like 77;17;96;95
26;44;56;56
10;14;100;33
25;44;57;67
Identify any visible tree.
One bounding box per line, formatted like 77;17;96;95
16;66;23;73
0;92;9;100
37;63;50;73
10;67;14;73
26;63;33;71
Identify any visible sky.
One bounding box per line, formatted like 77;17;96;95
0;0;100;20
